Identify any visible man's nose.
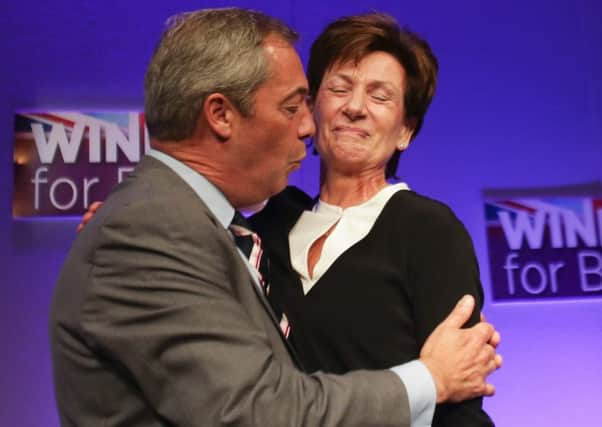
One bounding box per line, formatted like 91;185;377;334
299;100;315;139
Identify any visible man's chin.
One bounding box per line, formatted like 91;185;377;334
240;199;269;215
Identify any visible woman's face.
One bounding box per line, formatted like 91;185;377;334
313;51;414;176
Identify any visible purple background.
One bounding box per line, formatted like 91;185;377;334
1;1;601;425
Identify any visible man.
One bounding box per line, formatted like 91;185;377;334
50;8;501;426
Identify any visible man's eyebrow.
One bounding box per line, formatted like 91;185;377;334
281;87;309;103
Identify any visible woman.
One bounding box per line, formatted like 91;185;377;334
250;13;494;425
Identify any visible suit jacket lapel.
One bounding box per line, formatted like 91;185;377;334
146;157;303;368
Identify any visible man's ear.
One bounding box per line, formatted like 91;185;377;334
203;93;236;141
398;117;417;151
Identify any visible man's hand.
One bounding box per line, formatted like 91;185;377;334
76;201;103;232
420;295;502;403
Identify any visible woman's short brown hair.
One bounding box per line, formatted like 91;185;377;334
308;13;438;178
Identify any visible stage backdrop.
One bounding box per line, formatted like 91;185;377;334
1;1;600;426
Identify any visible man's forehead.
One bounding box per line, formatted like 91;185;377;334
260;36;308;95
262;37;303;72
263;33;296;51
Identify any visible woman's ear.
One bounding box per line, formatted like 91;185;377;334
398;118;417;151
203;93;235;141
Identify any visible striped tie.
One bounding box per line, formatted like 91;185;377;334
229;211;290;337
229;211;270;293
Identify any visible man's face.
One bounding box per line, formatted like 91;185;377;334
233;36;314;205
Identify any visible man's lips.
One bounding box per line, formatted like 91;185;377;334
288;161;302;173
289;155;305;170
333;126;370;138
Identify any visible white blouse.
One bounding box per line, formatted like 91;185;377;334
289;183;410;295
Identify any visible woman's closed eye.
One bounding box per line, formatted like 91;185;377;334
370;89;393;102
328;86;350;94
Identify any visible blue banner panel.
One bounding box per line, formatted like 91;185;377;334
483;183;602;301
13;112;147;217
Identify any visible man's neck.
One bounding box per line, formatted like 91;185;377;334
150;139;262;210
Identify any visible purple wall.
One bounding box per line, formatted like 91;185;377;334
1;1;600;425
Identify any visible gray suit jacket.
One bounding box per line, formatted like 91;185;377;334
50;156;410;426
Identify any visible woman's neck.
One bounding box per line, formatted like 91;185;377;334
319;163;388;208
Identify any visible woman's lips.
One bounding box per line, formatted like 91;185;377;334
333;126;370;138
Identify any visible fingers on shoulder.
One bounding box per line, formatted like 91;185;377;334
470;322;495;343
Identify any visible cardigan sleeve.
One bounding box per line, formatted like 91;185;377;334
405;199;493;427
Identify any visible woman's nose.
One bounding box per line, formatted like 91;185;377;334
343;89;367;120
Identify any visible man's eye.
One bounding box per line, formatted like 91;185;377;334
285;106;299;114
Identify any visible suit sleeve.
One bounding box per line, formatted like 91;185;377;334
81;198;410;427
407;204;494;427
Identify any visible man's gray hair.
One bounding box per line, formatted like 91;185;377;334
144;8;298;141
